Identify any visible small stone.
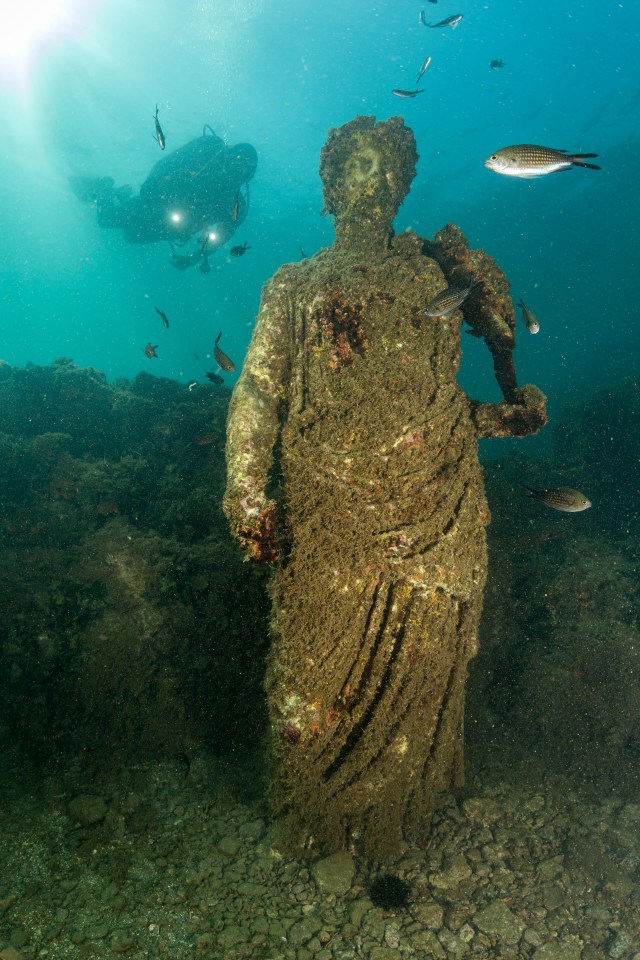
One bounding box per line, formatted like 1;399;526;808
311;851;355;896
462;797;502;824
525;929;543;947
369;949;400;960
533;942;583;960
67;794;108;826
217;924;246;948
194;933;214;951
348;898;373;927
236;881;269;897
459;923;475;943
111;937;135;953
542;884;566;910
411;929;446;958
384;923;400;948
474;901;526;945
238;818;266;841
429;853;472;889
288;915;323;947
412;901;444;930
217;836;241;857
0;949;24;960
0;896;17;916
608;931;636;959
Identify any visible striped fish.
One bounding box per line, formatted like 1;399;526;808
423;280;481;317
485;144;601;178
523;485;592;513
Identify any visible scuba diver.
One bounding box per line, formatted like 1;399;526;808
70;125;257;272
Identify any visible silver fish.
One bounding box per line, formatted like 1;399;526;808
153;104;165;150
392;88;425;99
517;298;539;335
427;14;463;29
424;281;481;317
416;55;432;85
523;485;592;513
485;144;601;178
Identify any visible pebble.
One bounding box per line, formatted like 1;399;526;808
311;851;355;896
533;942;583;960
67;794;108;826
2;760;640;960
217;835;241;857
474;901;526;944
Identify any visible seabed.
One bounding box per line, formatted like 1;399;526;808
0;361;639;960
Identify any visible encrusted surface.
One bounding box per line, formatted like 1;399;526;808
224;116;546;858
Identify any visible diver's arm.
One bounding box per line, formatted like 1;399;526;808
224;273;293;562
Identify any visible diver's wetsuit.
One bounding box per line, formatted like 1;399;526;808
71;125;257;257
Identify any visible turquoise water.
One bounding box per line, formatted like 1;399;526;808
1;0;637;414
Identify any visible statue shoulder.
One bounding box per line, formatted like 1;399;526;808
391;230;428;260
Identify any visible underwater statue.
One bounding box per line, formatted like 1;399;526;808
70;125;257;266
224;115;547;858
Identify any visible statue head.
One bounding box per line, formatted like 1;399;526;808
319;116;418;250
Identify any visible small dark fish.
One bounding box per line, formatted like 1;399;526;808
392;88;425;99
205;371;224;385
490;59;506;70
230;242;251;257
200;255;211;275
214;332;236;373
143;343;159;359
154;307;170;329
416;55;432;85
191;432;218;446
523;485;592;513
153;105;165;150
485;144;601;178
427;14;463;28
424;280;482;317
517;298;539;335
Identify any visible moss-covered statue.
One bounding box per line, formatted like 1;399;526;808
224;115;547;858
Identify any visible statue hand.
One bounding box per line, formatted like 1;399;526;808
470;384;547;439
227;491;280;564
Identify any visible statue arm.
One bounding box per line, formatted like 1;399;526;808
425;223;548;439
224;274;293;562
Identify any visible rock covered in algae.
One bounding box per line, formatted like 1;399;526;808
0;359;270;770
